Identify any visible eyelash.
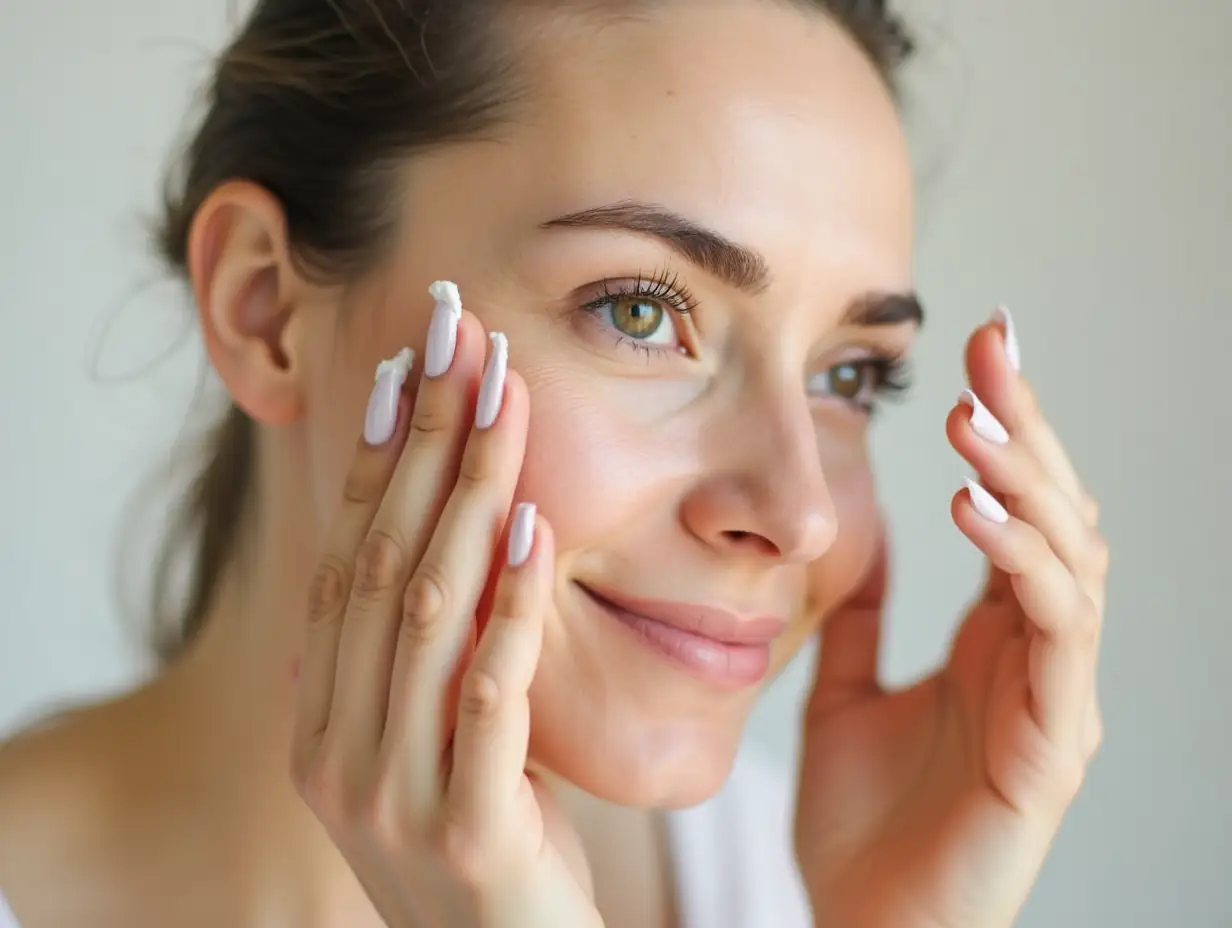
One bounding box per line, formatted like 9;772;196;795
576;273;913;414
841;356;914;417
577;269;698;357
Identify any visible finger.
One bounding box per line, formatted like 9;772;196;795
293;354;414;758
447;505;552;846
948;397;1107;609
808;523;890;719
965;318;1096;526
325;311;487;756
386;339;530;818
954;483;1096;745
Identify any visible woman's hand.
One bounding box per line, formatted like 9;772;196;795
289;300;602;928
794;310;1107;928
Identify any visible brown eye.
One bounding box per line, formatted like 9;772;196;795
808;360;876;406
827;362;865;400
596;296;677;346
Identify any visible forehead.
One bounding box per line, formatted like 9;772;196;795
413;2;914;291
507;3;911;268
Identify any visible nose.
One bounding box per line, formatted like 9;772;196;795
680;388;837;564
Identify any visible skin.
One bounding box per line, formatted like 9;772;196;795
0;3;1106;927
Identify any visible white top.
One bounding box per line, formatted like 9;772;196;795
0;743;811;928
665;743;814;928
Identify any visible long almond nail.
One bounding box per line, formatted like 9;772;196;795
364;348;415;446
964;479;1009;524
424;280;462;378
475;332;508;430
507;502;537;567
991;305;1022;372
958;390;1009;444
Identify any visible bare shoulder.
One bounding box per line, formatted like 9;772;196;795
0;697;146;925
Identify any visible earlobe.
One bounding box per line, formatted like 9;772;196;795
188;180;308;426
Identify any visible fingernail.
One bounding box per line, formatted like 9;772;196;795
964;479;1009;524
991;305;1022;372
475;332;508;430
424;280;462;378
507;502;537;567
958;390;1009;444
364;347;415;446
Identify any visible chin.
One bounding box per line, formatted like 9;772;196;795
527;699;746;809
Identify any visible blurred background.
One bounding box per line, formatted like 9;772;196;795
2;1;1229;925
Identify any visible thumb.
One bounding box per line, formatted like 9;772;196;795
807;525;890;720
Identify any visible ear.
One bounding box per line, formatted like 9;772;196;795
188;180;311;426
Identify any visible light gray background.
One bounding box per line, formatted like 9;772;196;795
2;1;1229;925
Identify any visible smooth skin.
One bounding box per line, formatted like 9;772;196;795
0;4;1105;927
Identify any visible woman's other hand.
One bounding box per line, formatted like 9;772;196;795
794;308;1108;928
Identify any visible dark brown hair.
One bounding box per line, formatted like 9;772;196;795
150;0;915;662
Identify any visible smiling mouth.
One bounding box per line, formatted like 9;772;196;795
573;582;781;689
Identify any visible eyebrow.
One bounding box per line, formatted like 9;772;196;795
541;200;771;294
541;200;923;328
844;290;925;328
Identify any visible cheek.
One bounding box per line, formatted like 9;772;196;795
516;367;686;551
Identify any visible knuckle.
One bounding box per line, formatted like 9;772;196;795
1086;531;1110;577
1080;492;1101;526
407;408;452;444
492;572;532;626
354;530;407;599
437;817;489;889
307;557;351;626
459;669;503;729
342;457;384;507
1071;594;1101;647
1055;759;1086;803
456;447;498;492
401;566;451;644
357;776;408;848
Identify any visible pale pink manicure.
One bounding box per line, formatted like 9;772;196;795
964;479;1009;524
364;348;415;446
424;280;462;378
958;390;1010;444
991;305;1022;372
475;332;508;430
507;502;537;567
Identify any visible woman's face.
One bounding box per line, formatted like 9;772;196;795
298;2;917;807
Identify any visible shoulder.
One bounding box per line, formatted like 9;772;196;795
665;741;813;928
0;700;141;925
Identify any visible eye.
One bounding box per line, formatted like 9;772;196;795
808;357;912;414
576;271;698;358
594;295;677;346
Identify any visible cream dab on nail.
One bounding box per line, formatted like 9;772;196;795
374;347;415;383
428;280;463;316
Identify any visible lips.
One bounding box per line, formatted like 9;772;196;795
574;582;786;688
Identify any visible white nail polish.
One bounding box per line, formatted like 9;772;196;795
991;305;1022;372
475;332;508;430
958;390;1010;444
424;280;463;378
964;479;1009;524
507;502;537;568
364;347;415;446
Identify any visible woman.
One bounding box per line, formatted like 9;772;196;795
0;0;1108;925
